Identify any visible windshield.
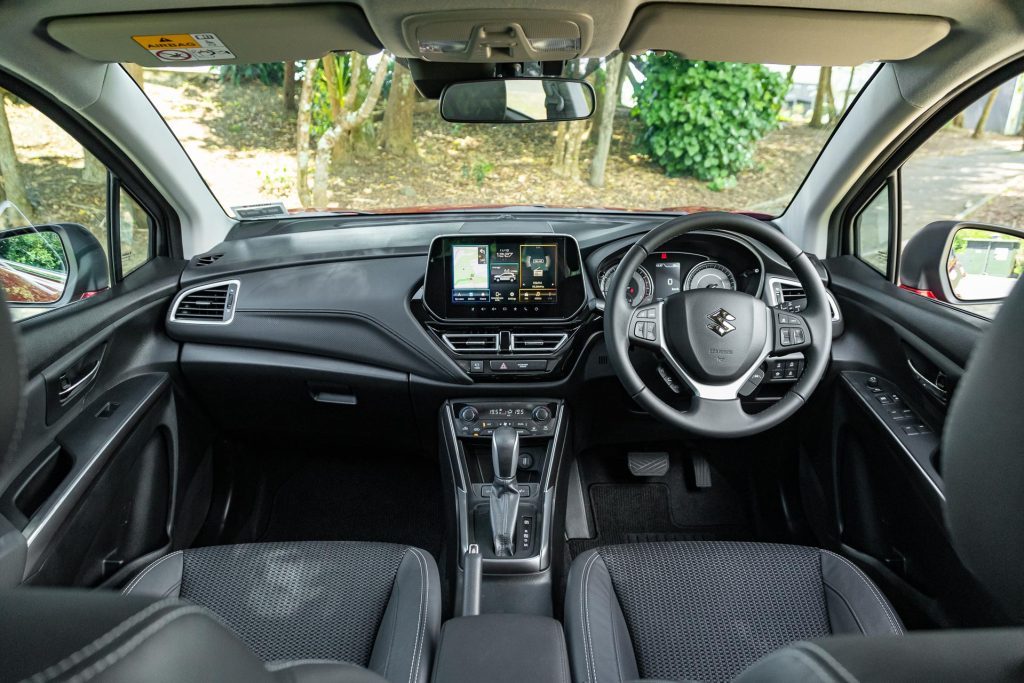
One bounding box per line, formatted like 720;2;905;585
139;55;876;217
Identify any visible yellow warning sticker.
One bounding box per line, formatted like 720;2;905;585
132;34;200;50
132;33;235;62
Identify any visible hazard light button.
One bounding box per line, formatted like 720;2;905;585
489;359;547;372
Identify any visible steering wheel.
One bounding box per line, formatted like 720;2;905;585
604;212;832;438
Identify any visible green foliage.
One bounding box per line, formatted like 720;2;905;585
307;55;373;137
219;63;285;86
463;160;494;186
632;56;787;189
0;231;66;272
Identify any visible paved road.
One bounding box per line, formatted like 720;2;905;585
902;142;1024;242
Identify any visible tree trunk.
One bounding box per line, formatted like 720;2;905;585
952;112;966;128
973;88;1000;139
809;67;829;128
312;56;388;207
589;54;624;188
0;93;31;224
382;62;418;157
295;59;319;207
823;67;837;121
283;61;296;112
122;63;144;88
82;150;106;185
840;66;856;114
323;57;342;120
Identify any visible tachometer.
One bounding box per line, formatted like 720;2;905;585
599;265;654;308
684;261;736;291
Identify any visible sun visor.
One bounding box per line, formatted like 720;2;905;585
621;4;951;65
46;4;382;67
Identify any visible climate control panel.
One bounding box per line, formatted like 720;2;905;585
452;401;557;439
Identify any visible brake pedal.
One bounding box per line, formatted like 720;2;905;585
628;451;670;477
691;453;712;488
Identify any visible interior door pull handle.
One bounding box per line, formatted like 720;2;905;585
907;358;949;404
58;362;100;403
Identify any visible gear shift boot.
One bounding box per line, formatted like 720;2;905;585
489;427;521;557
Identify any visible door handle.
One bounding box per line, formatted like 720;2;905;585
58;361;100;405
907;358;949;404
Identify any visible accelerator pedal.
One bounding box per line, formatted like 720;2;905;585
628;451;670;477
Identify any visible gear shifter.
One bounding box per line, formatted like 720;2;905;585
489;427;520;557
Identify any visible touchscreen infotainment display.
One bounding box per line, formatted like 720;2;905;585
424;235;584;320
450;242;559;305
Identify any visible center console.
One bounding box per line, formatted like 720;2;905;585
420;234;595;381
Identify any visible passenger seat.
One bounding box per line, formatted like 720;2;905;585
121;540;440;683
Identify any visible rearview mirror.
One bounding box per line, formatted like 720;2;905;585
439;78;595;123
900;221;1024;303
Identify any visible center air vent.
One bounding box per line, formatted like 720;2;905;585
195;253;224;267
171;280;239;324
510;332;568;353
442;333;499;353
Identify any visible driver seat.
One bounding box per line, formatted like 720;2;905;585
565;540;902;682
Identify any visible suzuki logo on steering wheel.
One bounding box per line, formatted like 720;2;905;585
706;308;736;337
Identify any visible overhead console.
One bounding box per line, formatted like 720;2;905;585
419;234;594;381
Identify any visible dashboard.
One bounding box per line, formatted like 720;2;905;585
165;213;837;390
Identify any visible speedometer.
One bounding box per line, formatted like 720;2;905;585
684;261;736;291
599;265;654;308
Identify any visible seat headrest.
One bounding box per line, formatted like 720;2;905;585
0;290;23;468
943;277;1024;621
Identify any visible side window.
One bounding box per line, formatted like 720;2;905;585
854;184;892;275
897;73;1024;316
0;86;153;320
118;188;151;276
902;73;1024;242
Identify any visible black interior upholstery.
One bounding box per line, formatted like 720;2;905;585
123;541;441;683
943;278;1024;622
565;541;902;683
0;295;23;476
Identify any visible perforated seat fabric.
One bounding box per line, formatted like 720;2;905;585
564;541;903;683
122;541;440;683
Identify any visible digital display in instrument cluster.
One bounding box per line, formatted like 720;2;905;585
451;242;558;305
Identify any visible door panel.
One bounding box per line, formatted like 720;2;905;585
0;259;210;588
806;255;1009;628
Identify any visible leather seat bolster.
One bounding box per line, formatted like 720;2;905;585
564;549;640;683
269;660;391;683
819;551;904;635
368;547;441;683
121;550;184;598
739;629;1024;682
16;597;272;683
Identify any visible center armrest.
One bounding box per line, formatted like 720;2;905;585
432;614;569;683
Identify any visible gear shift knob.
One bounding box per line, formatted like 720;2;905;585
491;427;520;480
489;427;521;557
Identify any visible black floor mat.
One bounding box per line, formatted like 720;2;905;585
567;483;748;557
258;454;444;560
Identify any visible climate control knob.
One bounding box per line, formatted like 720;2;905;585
532;406;551;423
459;406;479;423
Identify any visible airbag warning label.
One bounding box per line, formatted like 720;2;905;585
132;33;235;62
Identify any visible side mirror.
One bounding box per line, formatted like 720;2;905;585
899;221;1024;303
0;223;109;319
439;77;595;123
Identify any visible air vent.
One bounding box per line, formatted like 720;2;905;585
195;253;224;267
510;332;568;354
170;280;239;324
779;284;806;302
442;333;499;353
